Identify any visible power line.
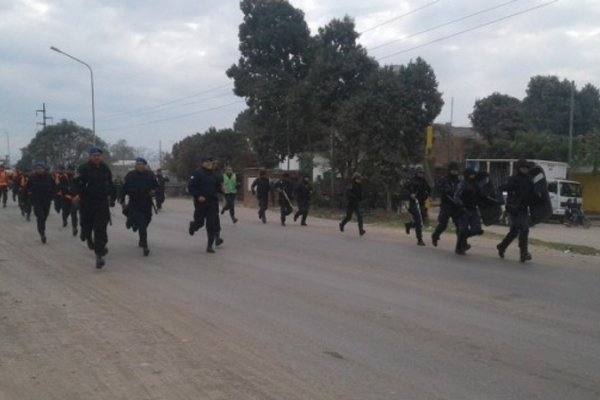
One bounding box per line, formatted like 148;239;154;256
369;0;522;52
99;90;235;123
102;100;246;132
376;0;560;61
99;83;232;120
359;0;441;35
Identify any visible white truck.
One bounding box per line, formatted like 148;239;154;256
465;159;583;219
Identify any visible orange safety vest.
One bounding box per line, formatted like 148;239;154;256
19;175;28;189
0;170;8;188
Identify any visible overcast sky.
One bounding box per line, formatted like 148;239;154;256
1;0;599;163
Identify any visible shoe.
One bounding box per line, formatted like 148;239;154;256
62;220;68;228
72;227;78;237
95;256;105;269
455;248;466;255
465;244;472;251
26;215;31;221
301;222;307;226
359;229;366;236
293;214;298;222
138;241;144;248
405;223;410;235
497;244;505;259
188;221;195;236
216;238;224;246
99;247;109;257
431;234;439;247
339;223;344;232
417;240;425;246
261;215;266;224
233;217;238;224
206;246;215;254
143;247;150;257
41;234;47;244
132;224;138;233
281;221;286;226
520;252;532;263
126;219;132;230
87;238;95;250
221;208;225;215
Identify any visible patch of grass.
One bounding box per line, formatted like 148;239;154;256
483;231;599;257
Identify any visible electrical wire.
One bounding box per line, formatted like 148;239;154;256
359;0;441;35
376;0;560;61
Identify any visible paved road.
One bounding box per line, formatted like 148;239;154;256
1;198;599;400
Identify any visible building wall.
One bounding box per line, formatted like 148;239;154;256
570;173;600;213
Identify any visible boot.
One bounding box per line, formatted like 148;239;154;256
431;233;439;247
405;223;411;235
40;233;47;244
359;229;366;236
72;226;78;237
95;256;105;269
206;246;215;254
143;247;150;257
216;238;224;246
188;221;196;236
520;250;532;263
87;237;95;250
497;244;506;259
417;239;425;246
339;222;344;232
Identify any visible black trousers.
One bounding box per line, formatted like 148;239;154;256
222;193;236;220
280;201;293;223
156;190;165;209
0;187;7;206
129;207;152;246
257;195;268;220
33;201;51;235
406;201;426;241
340;202;364;232
18;193;31;217
498;210;529;254
432;205;459;240
61;198;78;229
294;200;310;224
192;200;219;247
456;209;483;251
80;203;110;256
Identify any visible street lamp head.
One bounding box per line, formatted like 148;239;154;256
50;46;61;52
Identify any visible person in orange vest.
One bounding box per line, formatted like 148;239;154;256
18;169;32;220
10;168;20;203
53;165;66;214
0;164;9;208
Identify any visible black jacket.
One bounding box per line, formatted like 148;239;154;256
26;173;56;205
188;167;221;202
251;177;271;199
404;176;431;206
346;182;363;206
454;179;479;211
499;172;534;214
274;179;294;205
437;174;460;208
119;170;158;211
74;161;116;207
295;182;313;204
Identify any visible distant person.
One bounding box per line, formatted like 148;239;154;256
26;163;56;244
155;168;169;211
10;168;20;203
119;158;158;257
274;173;294;226
432;162;461;247
294;174;313;226
73;146;116;269
53;165;66;214
251;170;271;224
220;165;239;224
404;165;431;246
57;164;79;236
17;169;32;220
496;159;534;263
339;173;366;236
0;164;8;208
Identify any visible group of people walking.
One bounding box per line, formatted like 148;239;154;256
2;146;543;269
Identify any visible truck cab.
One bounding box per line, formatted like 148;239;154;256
547;179;583;217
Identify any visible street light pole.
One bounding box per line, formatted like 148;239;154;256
50;46;96;144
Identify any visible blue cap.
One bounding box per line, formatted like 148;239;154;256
33;162;46;169
135;157;147;165
88;146;103;155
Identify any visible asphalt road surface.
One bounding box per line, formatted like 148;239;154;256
1;198;599;400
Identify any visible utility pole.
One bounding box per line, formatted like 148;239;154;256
568;81;575;165
450;97;454;127
36;103;53;131
5;132;10;167
159;140;162;169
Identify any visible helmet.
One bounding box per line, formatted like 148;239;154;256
515;159;529;169
464;168;476;178
448;162;459;172
352;172;362;180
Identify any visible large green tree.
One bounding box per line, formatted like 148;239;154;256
168;127;256;180
226;0;312;163
470;93;525;144
18;120;109;169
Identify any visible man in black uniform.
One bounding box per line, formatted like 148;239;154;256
188;156;223;253
294;175;313;226
339;173;366;236
496;159;535;263
453;168;483;255
26;163;56;244
432;162;461;247
251;170;271;224
58;164;79;236
119;158;158;256
404;165;431;246
155;169;169;211
73;146;116;269
53;165;66;214
274;173;294;226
